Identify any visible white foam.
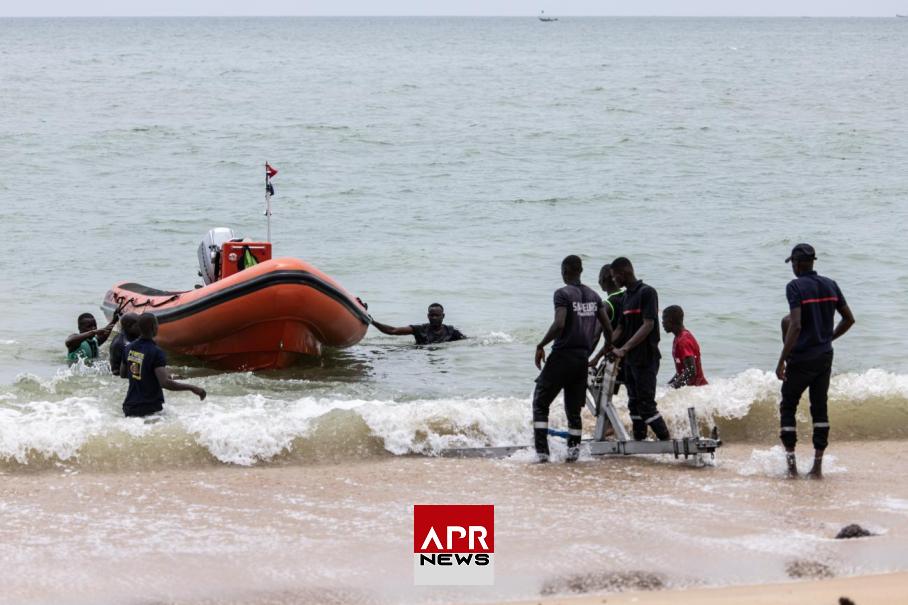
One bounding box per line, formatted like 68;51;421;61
737;446;846;478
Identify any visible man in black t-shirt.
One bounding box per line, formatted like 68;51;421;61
776;244;854;479
371;303;467;345
607;257;671;442
533;255;613;463
120;314;206;417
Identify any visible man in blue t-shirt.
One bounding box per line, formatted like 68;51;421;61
776;244;855;479
120;314;206;417
533;255;614;463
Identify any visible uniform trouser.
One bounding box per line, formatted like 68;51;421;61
532;350;587;455
624;359;671;441
780;351;833;451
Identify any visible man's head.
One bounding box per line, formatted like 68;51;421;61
609;257;635;288
77;313;97;333
598;263;618;293
786;243;816;277
136;313;159;339
120;312;141;340
561;255;583;284
662;305;684;334
427;303;445;328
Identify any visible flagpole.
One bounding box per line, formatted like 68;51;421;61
265;161;272;242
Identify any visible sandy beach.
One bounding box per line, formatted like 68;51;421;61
512;572;908;605
2;441;907;604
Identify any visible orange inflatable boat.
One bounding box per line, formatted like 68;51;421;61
101;229;370;371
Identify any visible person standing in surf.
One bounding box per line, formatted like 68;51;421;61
607;257;671;441
120;314;206;417
590;263;627;394
775;243;855;479
662;305;708;388
533;255;613;463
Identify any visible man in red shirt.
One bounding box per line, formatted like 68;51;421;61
662;306;708;388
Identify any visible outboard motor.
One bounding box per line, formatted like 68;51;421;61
197;227;236;285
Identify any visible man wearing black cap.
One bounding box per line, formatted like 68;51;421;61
776;243;855;479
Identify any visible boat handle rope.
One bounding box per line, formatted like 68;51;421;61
112;292;180;312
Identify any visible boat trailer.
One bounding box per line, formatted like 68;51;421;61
442;361;722;463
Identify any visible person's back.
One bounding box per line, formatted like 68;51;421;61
551;283;602;356
786;271;844;363
123;337;167;417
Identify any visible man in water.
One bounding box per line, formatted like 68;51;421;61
66;312;117;366
662;305;708;388
533;255;613;463
120;314;206;417
607;257;671;441
371;303;466;344
775;243;854;479
109;312;140;375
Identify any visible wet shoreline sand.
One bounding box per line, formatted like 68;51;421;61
2;441;907;604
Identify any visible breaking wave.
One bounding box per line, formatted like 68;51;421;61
1;368;907;471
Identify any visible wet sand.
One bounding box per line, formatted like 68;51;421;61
511;572;908;605
1;441;907;604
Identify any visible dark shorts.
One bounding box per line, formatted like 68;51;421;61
123;402;164;418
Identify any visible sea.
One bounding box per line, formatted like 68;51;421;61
1;16;907;605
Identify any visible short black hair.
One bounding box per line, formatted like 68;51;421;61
428;303;444;312
599;264;612;278
562;255;583;274
663;305;684;322
78;312;95;324
610;257;633;272
137;313;158;338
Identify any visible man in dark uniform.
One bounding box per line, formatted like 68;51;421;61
608;257;671;441
533;255;613;463
775;243;854;479
371;303;466;344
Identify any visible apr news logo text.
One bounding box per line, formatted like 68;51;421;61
413;504;494;585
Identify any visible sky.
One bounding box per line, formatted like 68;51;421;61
2;0;905;17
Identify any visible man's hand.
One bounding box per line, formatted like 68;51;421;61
588;352;602;368
611;347;627;360
191;386;207;400
535;345;546;370
775;359;786;381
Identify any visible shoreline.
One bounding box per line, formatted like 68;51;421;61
501;572;908;605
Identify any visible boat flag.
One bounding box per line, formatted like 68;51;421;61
265;162;278;242
265;163;278;196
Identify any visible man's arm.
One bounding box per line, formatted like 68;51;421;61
535;307;567;369
119;358;129;379
833;305;855;341
590;324;621;367
776;306;802;380
66;330;98;353
669;356;697;388
95;317;116;346
371;320;415;336
613;319;654;359
153;366;206;400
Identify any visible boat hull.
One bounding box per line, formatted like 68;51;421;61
102;257;370;371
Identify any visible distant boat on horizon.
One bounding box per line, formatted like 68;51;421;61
897;14;908;17
538;10;558;22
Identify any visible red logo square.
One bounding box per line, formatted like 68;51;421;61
413;504;494;554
